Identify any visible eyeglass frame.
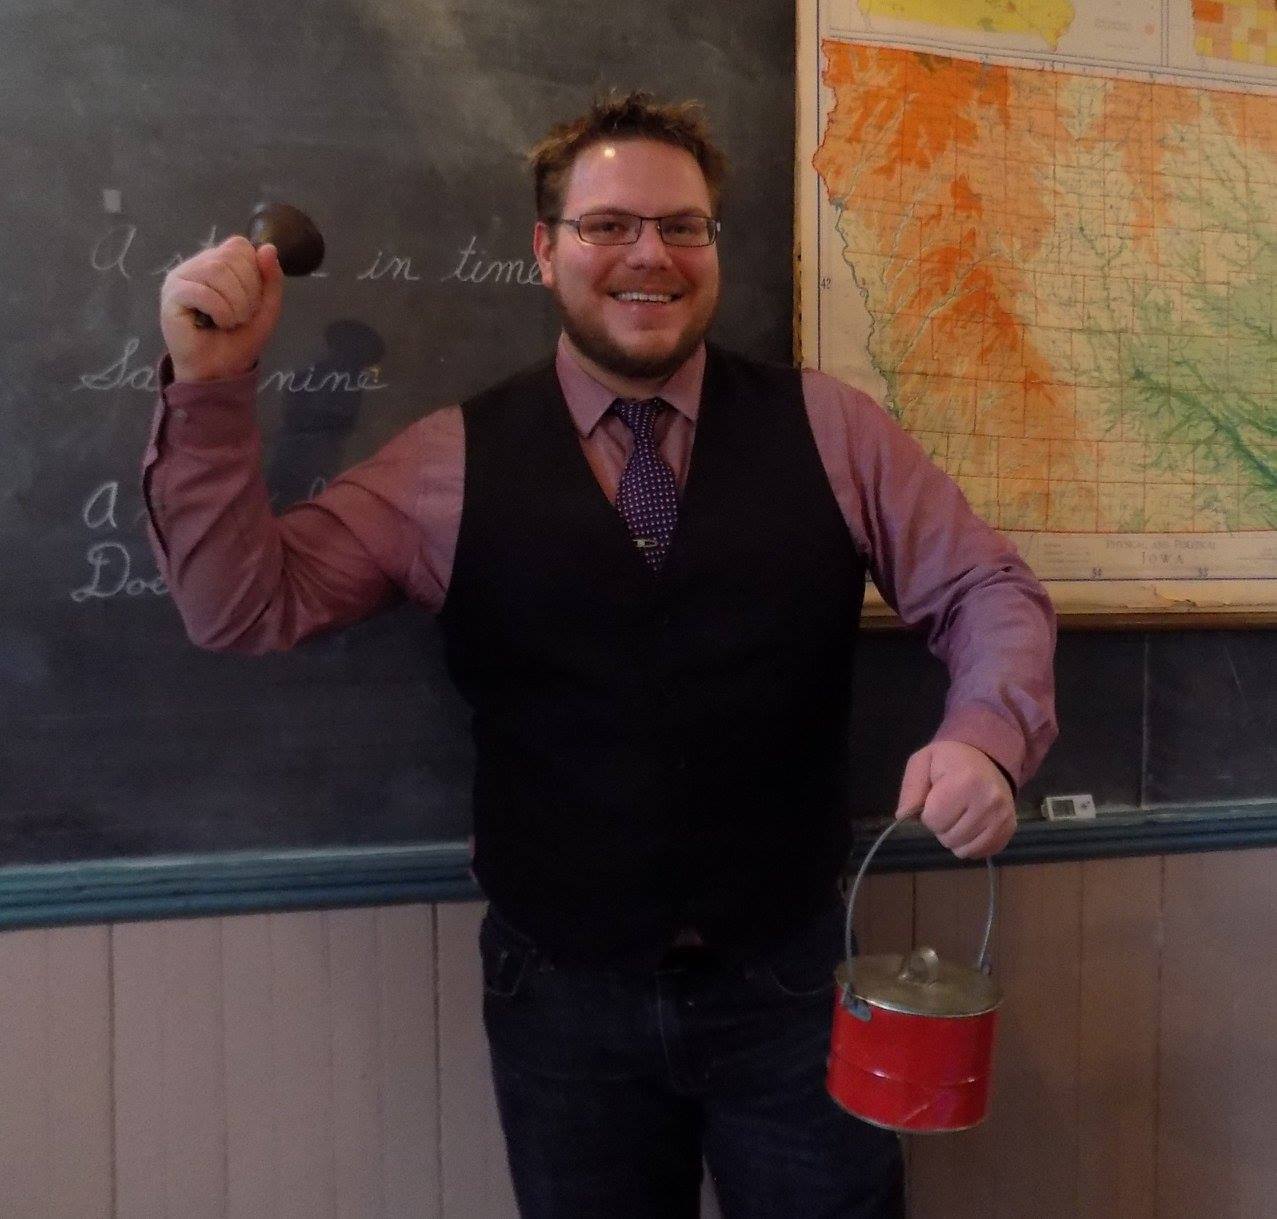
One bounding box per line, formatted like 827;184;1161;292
549;211;722;248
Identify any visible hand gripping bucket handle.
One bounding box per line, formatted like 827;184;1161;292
840;816;997;1021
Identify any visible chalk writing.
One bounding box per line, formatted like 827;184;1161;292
259;366;389;394
70;478;167;603
442;236;542;286
91;224;137;279
82;482;120;530
76;337;158;392
88;223;221;279
71;541;167;602
357;251;423;281
89;222;544;287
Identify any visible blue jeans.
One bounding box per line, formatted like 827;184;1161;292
480;903;904;1218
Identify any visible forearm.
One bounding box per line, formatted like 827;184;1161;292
927;561;1058;787
873;470;1058;787
143;365;397;653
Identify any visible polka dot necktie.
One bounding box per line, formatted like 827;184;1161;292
611;397;679;572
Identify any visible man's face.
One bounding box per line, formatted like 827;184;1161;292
533;139;721;388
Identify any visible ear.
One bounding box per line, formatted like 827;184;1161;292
532;220;556;289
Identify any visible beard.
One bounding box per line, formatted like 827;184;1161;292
551;285;718;384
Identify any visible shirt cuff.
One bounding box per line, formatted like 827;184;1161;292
159;353;259;449
930;704;1027;792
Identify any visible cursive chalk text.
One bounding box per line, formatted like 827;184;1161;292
76;337;157;392
357;250;422;281
442;236;542;286
259;365;389;394
71;541;167;602
82;481;120;530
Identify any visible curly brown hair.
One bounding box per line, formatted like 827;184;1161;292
527;91;729;223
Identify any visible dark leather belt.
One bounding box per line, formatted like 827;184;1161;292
658;932;716;970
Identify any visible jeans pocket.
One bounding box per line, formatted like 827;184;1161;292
757;957;837;999
479;911;534;999
749;907;844;1000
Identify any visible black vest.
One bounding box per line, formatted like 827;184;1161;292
439;345;866;964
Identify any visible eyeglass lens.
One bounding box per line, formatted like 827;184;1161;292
576;213;716;247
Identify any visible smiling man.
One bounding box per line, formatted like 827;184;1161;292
532;136;721;387
146;93;1056;1218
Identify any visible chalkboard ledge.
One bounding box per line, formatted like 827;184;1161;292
2;801;1276;931
0;842;474;932
857;799;1277;873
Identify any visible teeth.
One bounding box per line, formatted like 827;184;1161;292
614;291;675;303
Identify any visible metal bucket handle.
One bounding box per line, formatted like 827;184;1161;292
840;813;997;1019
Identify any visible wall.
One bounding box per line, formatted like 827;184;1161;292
3;851;1276;1218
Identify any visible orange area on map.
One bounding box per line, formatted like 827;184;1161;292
812;41;1277;537
814;46;1060;442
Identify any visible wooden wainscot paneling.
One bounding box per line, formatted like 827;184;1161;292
2;849;1274;1217
905;854;1165;1219
855;871;916;957
221;911;279;1219
1159;850;1277;1219
113;905;443;1219
0;925;112;1219
1076;856;1160;1219
114;917;227;1219
375;904;442;1219
908;861;1016;1218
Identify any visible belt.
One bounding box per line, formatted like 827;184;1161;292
658;926;714;970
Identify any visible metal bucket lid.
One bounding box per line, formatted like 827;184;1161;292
839;816;1002;1021
836;950;1002;1017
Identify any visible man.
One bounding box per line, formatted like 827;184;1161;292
147;93;1056;1218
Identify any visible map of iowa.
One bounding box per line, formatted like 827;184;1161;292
813;42;1277;540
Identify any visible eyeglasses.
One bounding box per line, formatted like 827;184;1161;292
552;212;721;248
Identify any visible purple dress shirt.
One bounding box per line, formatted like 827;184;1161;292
142;337;1057;786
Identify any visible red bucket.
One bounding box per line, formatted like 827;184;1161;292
827;818;1002;1133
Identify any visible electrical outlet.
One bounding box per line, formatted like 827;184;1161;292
1041;793;1097;822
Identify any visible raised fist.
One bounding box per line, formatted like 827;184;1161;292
159;236;284;383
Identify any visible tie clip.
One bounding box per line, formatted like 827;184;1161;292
635;537;658;549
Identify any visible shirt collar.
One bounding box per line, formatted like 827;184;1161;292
555;334;705;437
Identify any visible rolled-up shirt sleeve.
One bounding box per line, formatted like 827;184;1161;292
802;368;1058;787
142;357;462;654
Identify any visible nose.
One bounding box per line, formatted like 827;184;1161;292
624;219;675;269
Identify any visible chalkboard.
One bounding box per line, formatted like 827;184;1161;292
0;0;796;865
845;626;1277;824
